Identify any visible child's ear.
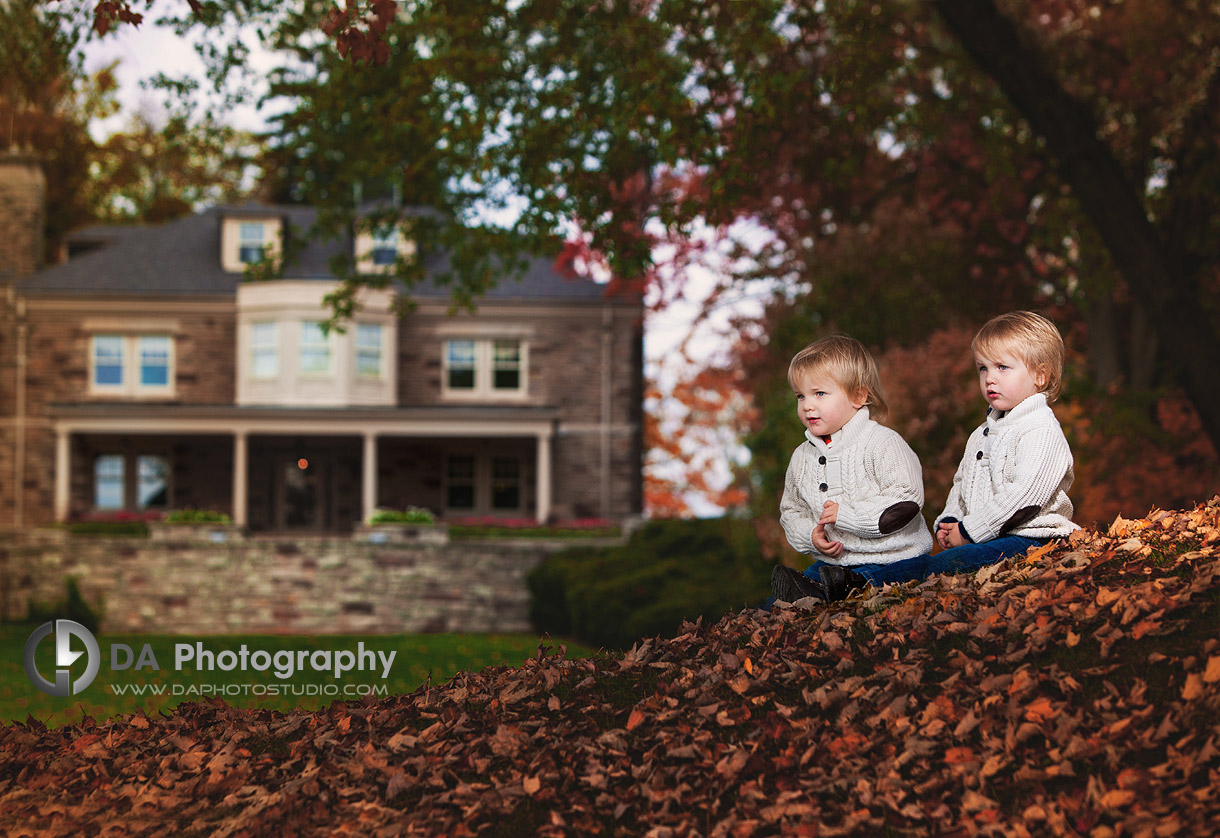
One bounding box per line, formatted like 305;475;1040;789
852;390;868;409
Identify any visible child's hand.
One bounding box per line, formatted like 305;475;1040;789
937;522;965;549
812;522;843;558
818;501;839;526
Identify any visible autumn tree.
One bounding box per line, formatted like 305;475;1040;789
86;107;255;224
0;0;97;261
77;0;1220;521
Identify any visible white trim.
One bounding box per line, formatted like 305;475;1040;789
82;317;182;334
432;321;537;338
362;433;378;524
51;413;556;438
232;432;248;528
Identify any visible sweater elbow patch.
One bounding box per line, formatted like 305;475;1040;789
879;501;920;534
1002;505;1040;533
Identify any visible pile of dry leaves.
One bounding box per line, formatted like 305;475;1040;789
3;498;1220;837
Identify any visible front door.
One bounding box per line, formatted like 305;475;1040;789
279;456;326;530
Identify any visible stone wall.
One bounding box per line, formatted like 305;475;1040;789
0;533;587;636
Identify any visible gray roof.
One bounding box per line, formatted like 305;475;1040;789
20;204;621;303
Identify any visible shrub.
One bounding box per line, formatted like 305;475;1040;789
368;506;437;525
164;508;233;525
26;577;104;635
527;517;770;650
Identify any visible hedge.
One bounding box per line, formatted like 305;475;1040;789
527;517;771;650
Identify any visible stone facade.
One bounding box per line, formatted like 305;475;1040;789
0;533;592;635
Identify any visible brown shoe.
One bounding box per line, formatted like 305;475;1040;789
771;565;827;602
818;565;869;601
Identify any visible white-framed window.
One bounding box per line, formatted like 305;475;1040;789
356;323;384;378
251;321;279;379
89;334;174;397
94;455;125;510
138;336;171;387
92;336;125;388
239;222;267;264
94;453;170;511
299;321;333;375
445;340;477;391
442;338;526;397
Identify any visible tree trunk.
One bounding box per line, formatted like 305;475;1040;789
932;0;1220;451
1083;295;1122;390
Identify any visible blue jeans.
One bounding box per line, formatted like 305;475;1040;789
851;535;1048;587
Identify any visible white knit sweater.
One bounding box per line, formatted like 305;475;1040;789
939;393;1078;542
780;408;934;565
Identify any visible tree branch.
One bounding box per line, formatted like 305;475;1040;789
931;0;1220;448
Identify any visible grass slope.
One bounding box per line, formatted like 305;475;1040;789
0;632;584;729
2;498;1220;837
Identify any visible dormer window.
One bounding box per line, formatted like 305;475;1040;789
355;221;417;274
221;213;283;273
370;230;399;266
239;222;267;264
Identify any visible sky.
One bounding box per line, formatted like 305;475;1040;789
82;6;273;140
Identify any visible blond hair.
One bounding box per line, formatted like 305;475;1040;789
972;311;1065;402
788;335;889;422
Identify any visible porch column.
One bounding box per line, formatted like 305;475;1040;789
232;431;248;528
54;429;70;523
536;429;552;524
362;432;378;524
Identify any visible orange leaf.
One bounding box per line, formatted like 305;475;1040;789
522;775;541;795
1181;672;1205;701
626;708;647;731
1024;696;1056;723
944;746;976;765
1100;788;1136;808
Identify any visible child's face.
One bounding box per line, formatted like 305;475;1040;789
975;349;1044;412
792;371;865;438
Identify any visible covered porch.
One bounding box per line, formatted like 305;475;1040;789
49;404;558;531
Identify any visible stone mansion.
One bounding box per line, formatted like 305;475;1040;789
0;153;644;533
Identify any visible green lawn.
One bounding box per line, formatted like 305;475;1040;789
1;625;590;728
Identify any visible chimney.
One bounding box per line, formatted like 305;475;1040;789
0;151;46;280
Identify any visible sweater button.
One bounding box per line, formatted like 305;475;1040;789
976;451;984;460
819;483;828;492
818;456;826;465
983;428;989;436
